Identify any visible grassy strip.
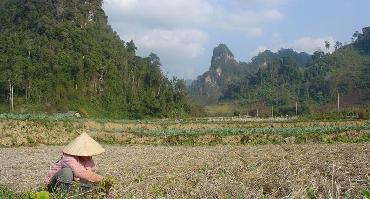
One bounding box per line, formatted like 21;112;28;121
1;113;367;125
0;177;115;199
94;129;370;146
138;124;370;136
2;183;369;199
0;186;32;199
0;113;78;122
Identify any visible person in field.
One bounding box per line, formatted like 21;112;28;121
45;133;105;193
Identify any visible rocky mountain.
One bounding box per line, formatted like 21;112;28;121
190;44;250;104
190;44;312;105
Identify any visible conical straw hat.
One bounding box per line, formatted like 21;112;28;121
63;133;105;156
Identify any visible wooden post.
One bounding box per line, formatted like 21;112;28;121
256;108;259;117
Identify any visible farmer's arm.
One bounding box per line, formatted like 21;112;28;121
63;156;103;182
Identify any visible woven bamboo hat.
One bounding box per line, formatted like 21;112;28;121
63;133;105;156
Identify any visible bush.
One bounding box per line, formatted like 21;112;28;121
358;110;369;120
233;110;240;116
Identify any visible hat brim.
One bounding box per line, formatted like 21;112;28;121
63;133;105;156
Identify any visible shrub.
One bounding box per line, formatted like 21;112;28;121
361;189;370;199
358;110;369;120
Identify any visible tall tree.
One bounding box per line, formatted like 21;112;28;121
334;41;342;50
324;41;330;53
352;31;360;42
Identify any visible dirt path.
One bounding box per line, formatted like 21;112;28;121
0;144;369;198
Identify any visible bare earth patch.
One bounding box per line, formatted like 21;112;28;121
0;144;369;198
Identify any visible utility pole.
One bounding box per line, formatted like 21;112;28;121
295;101;298;116
11;82;13;112
271;106;274;118
337;91;340;112
8;80;11;112
8;80;13;112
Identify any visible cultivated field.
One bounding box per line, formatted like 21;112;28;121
1;144;369;198
0;116;369;147
0;116;369;198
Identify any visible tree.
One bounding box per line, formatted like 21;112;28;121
324;41;330;53
353;27;370;52
312;50;325;61
352;31;360;42
334;41;342;50
126;40;137;54
149;53;161;68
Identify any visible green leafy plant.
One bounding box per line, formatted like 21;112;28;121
306;186;315;199
97;176;116;195
30;191;49;199
361;189;370;199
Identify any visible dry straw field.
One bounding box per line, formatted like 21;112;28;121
1;144;369;198
0;116;369;198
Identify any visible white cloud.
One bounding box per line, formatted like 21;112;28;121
104;0;212;29
251;35;335;61
130;29;209;59
289;36;335;53
213;9;282;33
246;27;263;37
121;29;208;78
252;0;289;6
103;0;285;78
232;0;289;8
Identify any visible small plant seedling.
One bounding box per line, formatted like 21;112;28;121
98;176;116;194
306;186;315;199
361;189;370;199
135;174;145;183
219;168;227;177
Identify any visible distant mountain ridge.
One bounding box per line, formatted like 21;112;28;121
190;44;312;105
190;28;369;115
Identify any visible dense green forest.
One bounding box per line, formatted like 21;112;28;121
191;28;370;116
0;0;191;118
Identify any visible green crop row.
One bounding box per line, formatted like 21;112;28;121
137;124;370;136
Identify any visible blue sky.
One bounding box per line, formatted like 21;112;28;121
103;0;369;79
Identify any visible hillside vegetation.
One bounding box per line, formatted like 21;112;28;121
191;28;370;116
0;0;190;119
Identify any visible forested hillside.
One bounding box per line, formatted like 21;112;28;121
190;45;312;105
191;27;370;116
0;0;190;118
